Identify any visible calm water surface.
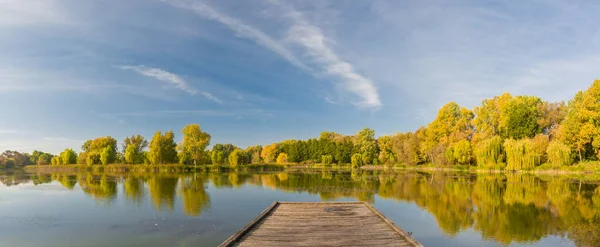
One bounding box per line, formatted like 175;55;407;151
1;169;599;247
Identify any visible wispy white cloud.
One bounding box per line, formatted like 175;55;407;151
201;92;223;104
0;129;25;134
269;0;381;108
118;65;197;95
164;0;381;109
164;0;309;72
0;0;71;27
42;137;82;142
118;65;225;104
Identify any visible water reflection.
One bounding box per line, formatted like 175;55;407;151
1;169;599;246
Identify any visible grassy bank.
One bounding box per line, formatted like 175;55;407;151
25;163;287;173
23;162;600;175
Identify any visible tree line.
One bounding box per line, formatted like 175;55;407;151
2;80;600;170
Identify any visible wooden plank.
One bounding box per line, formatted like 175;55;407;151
218;201;279;247
363;203;424;247
220;201;424;247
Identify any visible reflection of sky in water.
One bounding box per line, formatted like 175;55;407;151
0;171;585;247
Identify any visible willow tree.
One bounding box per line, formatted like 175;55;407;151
445;139;473;165
474;136;504;169
504;139;542;170
546;141;572;167
178;124;211;166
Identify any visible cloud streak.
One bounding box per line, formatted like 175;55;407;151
164;0;381;108
279;4;381;108
118;65;224;103
42;137;82;142
118;65;197;95
164;0;309;71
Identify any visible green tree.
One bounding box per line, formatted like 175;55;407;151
122;134;148;153
377;136;395;165
351;153;363;168
178;124;211;166
321;155;333;166
100;146;115;165
354;128;378;165
51;156;62;166
122;135;148;164
86;152;100;165
30;150;54;165
245;145;263;164
148;131;178;164
124;145;137;164
499;96;543;139
228;149;248;167
80;136;117;165
60;149;78;165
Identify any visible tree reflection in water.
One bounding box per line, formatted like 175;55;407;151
3;170;599;246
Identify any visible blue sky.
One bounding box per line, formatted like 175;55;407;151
1;0;599;154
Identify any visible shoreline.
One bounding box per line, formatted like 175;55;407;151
18;163;600;176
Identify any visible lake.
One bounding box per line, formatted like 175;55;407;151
1;168;599;247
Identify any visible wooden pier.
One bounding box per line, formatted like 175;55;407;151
219;201;423;247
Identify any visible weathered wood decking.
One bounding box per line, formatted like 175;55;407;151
219;201;423;247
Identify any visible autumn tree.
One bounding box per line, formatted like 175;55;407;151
422;102;474;165
445;140;473;165
261;144;280;164
547;141;572;167
391;131;422;166
537;101;567;139
276;153;288;164
474;136;504;169
178;124;211;166
472;94;512;141
148;131;178;164
559;80;600;162
377;135;395;165
80;136;118;165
